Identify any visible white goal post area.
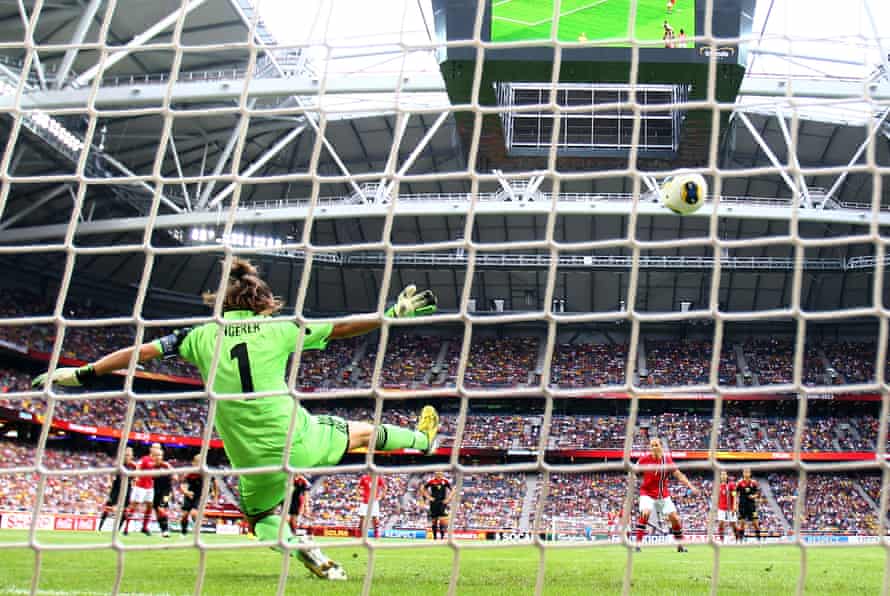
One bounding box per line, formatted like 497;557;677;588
0;0;889;595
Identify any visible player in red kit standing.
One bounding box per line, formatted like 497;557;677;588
635;438;698;552
131;443;162;536
358;473;386;538
716;470;737;542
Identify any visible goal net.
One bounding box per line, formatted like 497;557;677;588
0;0;889;594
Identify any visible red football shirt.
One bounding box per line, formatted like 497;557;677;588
134;455;155;489
638;453;675;499
359;474;385;504
718;481;736;511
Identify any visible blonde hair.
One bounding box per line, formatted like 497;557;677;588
203;258;283;315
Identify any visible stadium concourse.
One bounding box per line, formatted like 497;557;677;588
2;0;890;593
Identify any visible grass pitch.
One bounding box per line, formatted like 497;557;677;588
491;0;696;45
0;530;884;595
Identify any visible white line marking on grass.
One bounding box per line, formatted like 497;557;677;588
3;588;179;596
492;15;539;26
493;0;611;27
492;0;516;6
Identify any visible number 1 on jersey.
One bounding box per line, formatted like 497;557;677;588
230;342;254;393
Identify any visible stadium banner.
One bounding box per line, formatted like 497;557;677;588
555;449;889;461
381;388;883;402
0;511;95;531
0;406;224;449
451;530;488;540
488;531;537;542
314;526;355;538
383;528;427;539
23;347;203;387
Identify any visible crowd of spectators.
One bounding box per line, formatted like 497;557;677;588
551;342;627;387
0;439;114;514
643;340;712;386
2;285;889;393
743;339;827;386
360;334;444;389
824;342;877;384
452;473;526;530
768;473;879;534
296;338;361;390
462;337;539;388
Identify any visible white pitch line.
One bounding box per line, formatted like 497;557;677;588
492;0;516;6
491;14;538;26
493;0;610;28
2;589;178;596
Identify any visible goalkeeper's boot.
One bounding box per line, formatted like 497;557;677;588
677;545;688;553
417;405;439;455
288;536;347;581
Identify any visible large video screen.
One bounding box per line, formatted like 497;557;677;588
491;0;696;47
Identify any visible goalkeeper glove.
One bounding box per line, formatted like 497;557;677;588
385;285;437;318
32;364;97;388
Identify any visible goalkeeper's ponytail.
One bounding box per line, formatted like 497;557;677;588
203;257;283;315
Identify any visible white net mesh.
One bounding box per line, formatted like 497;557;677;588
0;0;889;594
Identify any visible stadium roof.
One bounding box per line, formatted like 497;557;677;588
0;0;888;318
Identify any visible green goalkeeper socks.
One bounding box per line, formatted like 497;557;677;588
254;515;285;543
375;424;429;452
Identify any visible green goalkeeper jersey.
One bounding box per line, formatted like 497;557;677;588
154;310;333;471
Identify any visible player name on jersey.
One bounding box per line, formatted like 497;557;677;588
223;322;262;337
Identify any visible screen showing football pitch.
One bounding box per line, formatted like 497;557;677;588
491;0;696;47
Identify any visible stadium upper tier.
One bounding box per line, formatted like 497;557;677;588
0;284;885;389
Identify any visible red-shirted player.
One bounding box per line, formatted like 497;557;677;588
716;470;737;542
358;473;386;538
607;507;625;542
131;443;162;536
635;437;698;552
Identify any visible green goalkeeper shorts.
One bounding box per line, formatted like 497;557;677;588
238;414;350;516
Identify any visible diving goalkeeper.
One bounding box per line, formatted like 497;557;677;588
33;258;440;581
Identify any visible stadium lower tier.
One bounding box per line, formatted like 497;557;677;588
0;439;884;537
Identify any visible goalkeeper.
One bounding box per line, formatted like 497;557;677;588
33;258;440;581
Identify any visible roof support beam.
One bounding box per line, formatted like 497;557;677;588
205;123;306;209
3;197;890;244
736;111;804;207
196;99;256;210
0;184;70;230
54;0;103;89
72;0;209;88
17;0;47;90
822;107;890;206
7;74;446;110
774;107;811;208
167;135;192;211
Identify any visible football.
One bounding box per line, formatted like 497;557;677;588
661;173;708;215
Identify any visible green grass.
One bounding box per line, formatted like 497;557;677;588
0;530;885;595
491;0;696;45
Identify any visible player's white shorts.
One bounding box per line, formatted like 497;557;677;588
358;502;380;518
717;509;737;523
131;486;154;504
639;495;676;516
